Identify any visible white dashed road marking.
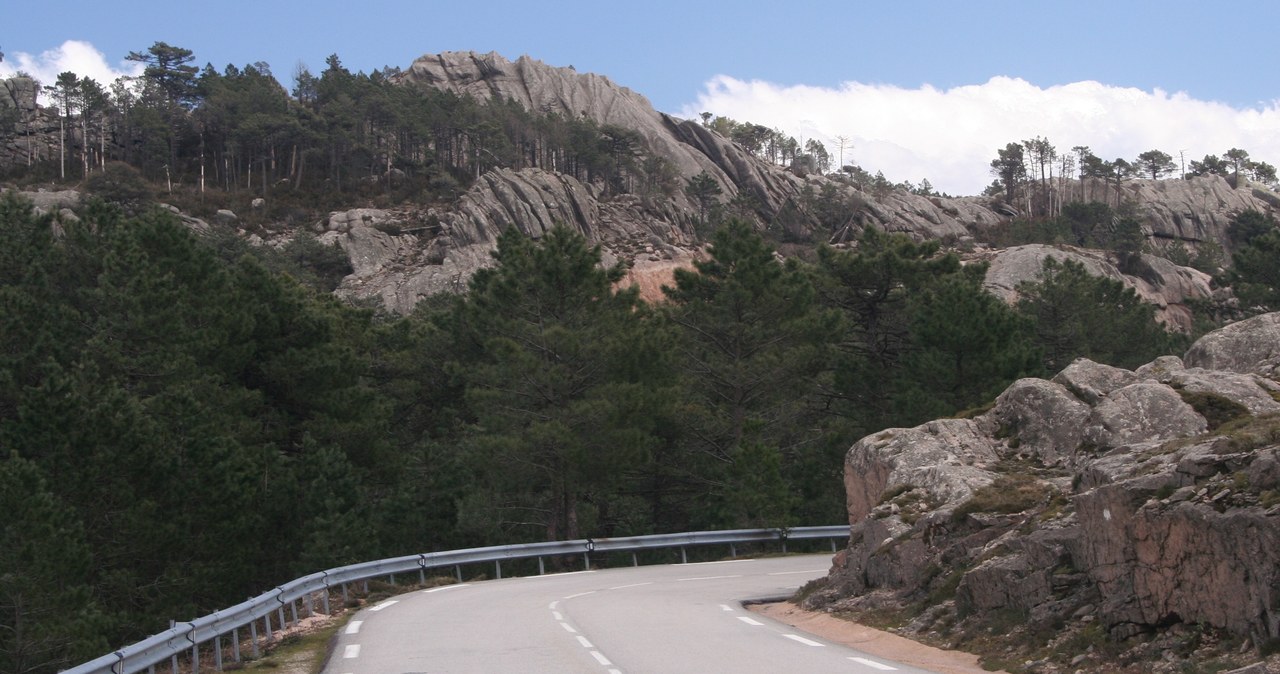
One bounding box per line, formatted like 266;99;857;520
577;635;594;648
737;616;764;626
607;582;652;590
590;651;613;666
344;620;363;635
783;634;824;647
719;604;734;611
677;574;742;582
849;656;898;670
343;644;361;658
367;599;398;612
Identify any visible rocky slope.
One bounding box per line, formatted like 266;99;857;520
6;57;1280;317
802;313;1280;672
328;54;1276;314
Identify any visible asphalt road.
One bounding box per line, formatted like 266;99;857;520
324;553;937;673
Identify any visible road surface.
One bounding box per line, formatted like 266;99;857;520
324;553;936;673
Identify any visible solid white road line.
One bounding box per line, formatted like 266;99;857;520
423;583;469;593
767;569;828;576
343;644;361;658
590;651;613;666
525;570;595;580
677;574;742;581
367;599;398;612
719;604;735;611
607;582;652;590
686;558;755;565
737;616;765;626
783;633;825;647
849;656;898;670
563;591;596;599
344;620;363;635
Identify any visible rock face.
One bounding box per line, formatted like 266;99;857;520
805;315;1280;669
982;243;1213;330
346;52;1274;316
350;52;1020;312
0;76;60;168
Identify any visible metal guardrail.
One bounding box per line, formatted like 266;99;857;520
63;525;847;674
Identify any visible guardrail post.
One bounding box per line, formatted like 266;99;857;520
305;592;314;617
112;651;124;674
277;605;286;631
250;619;260;658
232;626;241;662
631;552;638;567
830;538;837;552
454;565;462;582
730;543;737;558
538;557;545;575
389;572;396;586
419;567;426;584
290;598;299;625
215;634;223;670
264;611;273;645
341;583;349;605
495;560;502;579
680;546;687;564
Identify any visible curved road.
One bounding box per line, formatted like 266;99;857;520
324;554;936;673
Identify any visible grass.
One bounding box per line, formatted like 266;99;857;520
234;618;345;673
953;474;1056;522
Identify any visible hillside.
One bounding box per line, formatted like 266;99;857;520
7;46;1280;674
5;51;1279;320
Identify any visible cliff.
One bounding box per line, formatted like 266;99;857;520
802;312;1280;672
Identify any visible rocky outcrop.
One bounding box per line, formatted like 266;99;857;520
331;167;700;311
805;316;1280;671
0;76;59;168
981;243;1213;330
1184;312;1280;377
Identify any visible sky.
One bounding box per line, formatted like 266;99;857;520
4;1;1279;196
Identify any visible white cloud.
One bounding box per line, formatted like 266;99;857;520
0;40;143;91
681;75;1280;196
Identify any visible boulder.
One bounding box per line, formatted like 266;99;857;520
985;377;1090;466
1082;381;1207;449
844;419;1000;523
1053;358;1141;405
215;209;238;225
1184;312;1280;378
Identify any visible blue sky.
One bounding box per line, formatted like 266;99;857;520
5;1;1279;195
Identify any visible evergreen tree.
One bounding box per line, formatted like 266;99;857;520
452;227;662;541
663;220;840;527
0;454;105;674
1016;257;1177;372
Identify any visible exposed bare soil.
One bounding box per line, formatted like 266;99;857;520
752;601;1003;674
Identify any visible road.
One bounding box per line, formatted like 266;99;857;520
324;553;936;673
